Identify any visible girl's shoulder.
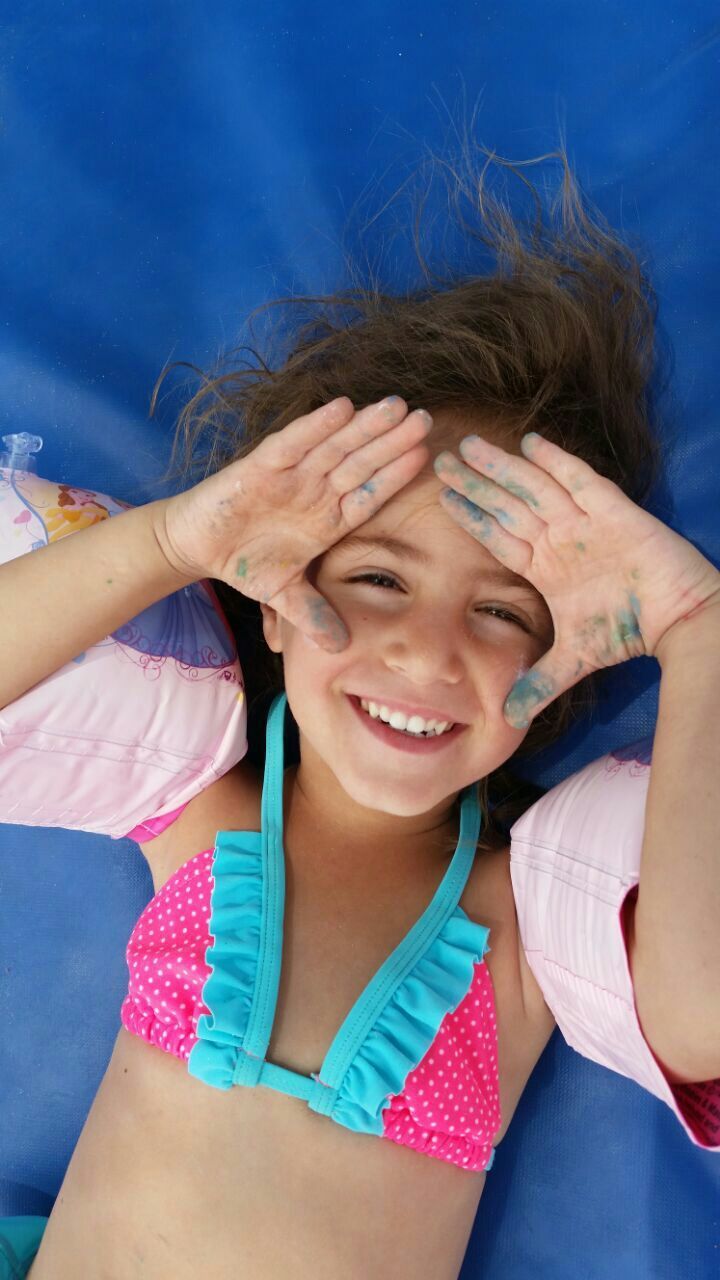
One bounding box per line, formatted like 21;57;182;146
137;758;263;893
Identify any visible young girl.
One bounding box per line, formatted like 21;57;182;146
1;153;719;1279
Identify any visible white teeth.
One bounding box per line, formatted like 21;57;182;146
358;698;454;736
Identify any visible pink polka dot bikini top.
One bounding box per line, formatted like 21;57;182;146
121;693;501;1174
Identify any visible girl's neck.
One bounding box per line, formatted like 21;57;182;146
282;761;459;873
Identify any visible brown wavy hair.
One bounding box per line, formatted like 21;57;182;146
152;141;673;854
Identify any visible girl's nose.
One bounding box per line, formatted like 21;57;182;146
381;610;465;686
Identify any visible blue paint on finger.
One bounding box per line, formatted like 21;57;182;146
493;506;516;529
503;669;556;729
441;488;493;530
308;595;350;650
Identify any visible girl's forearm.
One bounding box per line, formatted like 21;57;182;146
0;498;197;712
631;601;720;1080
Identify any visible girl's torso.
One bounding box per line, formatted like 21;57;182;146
28;761;555;1280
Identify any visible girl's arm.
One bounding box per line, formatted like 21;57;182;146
509;729;720;1152
436;428;720;1125
630;601;720;1082
0;494;196;711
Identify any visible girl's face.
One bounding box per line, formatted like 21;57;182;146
260;463;554;835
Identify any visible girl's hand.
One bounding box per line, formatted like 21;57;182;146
155;396;433;652
433;432;720;729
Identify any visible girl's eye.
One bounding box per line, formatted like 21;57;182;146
349;572;399;590
347;573;528;630
479;606;528;631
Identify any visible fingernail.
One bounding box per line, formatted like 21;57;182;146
521;432;541;451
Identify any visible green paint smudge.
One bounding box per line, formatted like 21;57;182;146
504;478;540;510
615;595;642;647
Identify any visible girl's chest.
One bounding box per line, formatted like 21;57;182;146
265;828;553;1146
146;768;556;1150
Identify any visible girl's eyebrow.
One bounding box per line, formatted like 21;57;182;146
334;533;530;590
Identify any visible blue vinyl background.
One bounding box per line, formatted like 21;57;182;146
1;4;719;1276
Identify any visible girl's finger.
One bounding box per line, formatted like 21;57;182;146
457;434;582;523
437;488;534;578
503;646;589;730
260;397;357;468
518;432;620;515
269;579;350;653
340;442;432;525
433;451;547;542
302;396;412;477
330;409;433;493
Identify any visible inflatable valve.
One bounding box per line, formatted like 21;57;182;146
0;433;44;475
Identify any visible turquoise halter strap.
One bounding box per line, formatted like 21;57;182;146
232;691;482;1109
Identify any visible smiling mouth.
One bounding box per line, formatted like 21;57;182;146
357;697;456;737
346;694;467;753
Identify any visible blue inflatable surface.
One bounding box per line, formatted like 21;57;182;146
1;4;718;1276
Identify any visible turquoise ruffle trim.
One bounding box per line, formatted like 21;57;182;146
188;829;491;1136
188;831;264;1087
330;908;490;1134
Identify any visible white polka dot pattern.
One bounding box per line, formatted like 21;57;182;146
120;847;502;1172
381;961;501;1170
121;848;214;1061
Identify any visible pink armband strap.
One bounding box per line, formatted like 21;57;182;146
0;466;247;841
509;740;719;1152
123;802;193;843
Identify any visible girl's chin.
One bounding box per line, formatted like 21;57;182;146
330;765;454;819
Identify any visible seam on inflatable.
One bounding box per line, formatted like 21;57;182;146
511;861;633;905
511;845;637;888
0;729;206;766
536;955;634;1006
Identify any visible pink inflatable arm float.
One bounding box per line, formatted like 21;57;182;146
510;746;719;1154
0;435;247;841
